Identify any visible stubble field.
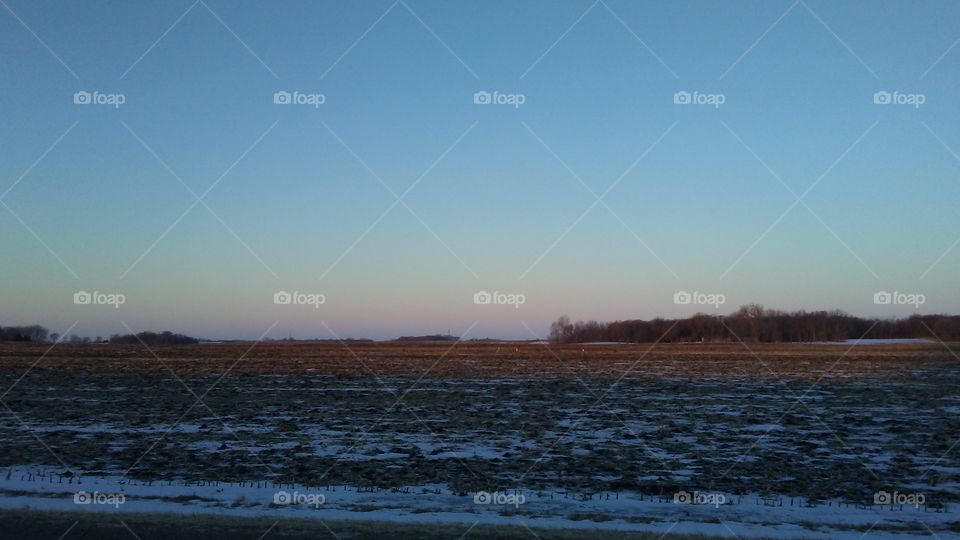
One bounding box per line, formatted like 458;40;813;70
0;341;957;539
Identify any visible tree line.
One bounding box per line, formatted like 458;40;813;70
108;331;199;345
0;325;49;342
0;326;197;345
549;304;960;344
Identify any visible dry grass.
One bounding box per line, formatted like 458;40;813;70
1;341;957;506
0;340;953;379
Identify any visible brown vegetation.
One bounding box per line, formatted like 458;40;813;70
0;340;953;380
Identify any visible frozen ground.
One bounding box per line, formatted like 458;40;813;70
811;339;935;345
0;343;957;538
0;468;955;539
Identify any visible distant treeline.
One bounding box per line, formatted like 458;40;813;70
0;326;198;345
396;335;459;342
549;304;960;344
108;331;199;345
0;325;49;342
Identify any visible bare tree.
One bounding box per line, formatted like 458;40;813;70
549;316;572;345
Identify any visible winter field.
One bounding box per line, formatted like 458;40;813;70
0;341;958;539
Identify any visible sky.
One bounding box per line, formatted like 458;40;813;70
1;0;958;340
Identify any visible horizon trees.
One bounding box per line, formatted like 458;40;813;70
548;305;960;344
0;325;48;342
109;331;198;345
0;326;199;345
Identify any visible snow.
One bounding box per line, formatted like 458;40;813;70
0;467;955;539
809;338;933;345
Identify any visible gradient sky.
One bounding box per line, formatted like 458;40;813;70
1;0;958;340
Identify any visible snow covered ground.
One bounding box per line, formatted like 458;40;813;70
1;346;957;538
0;467;955;539
811;338;935;345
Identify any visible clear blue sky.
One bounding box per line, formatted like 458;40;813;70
1;0;958;340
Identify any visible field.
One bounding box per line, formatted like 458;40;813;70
0;341;958;539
